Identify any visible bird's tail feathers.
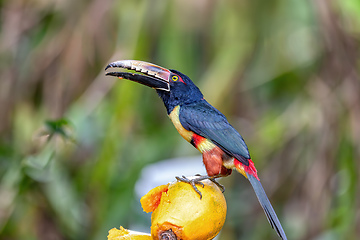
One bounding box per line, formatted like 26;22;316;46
246;173;287;240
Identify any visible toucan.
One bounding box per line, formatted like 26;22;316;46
105;60;287;239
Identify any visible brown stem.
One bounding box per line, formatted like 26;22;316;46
159;229;177;240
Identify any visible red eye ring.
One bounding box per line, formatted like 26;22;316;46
171;74;186;84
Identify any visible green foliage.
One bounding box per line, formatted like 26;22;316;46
0;0;359;239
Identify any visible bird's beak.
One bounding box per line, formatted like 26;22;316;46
105;60;171;91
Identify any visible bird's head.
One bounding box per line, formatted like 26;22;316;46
105;60;203;113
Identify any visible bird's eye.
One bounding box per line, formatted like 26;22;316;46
172;75;179;81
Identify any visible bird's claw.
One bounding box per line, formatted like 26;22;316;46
175;175;204;199
175;174;225;199
206;174;225;193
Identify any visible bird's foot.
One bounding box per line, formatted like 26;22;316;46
175;174;224;199
202;174;225;193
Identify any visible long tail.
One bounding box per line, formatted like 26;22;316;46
246;172;287;240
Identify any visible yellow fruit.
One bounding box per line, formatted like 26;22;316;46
140;184;169;213
140;178;227;240
107;226;152;240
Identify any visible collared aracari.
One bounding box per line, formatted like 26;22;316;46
105;60;287;240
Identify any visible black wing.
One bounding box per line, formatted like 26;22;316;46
179;100;250;165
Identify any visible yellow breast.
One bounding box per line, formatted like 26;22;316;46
168;105;216;153
169;106;193;142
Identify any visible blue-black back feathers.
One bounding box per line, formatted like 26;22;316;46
179;100;250;165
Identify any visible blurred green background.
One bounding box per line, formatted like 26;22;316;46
1;0;359;239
